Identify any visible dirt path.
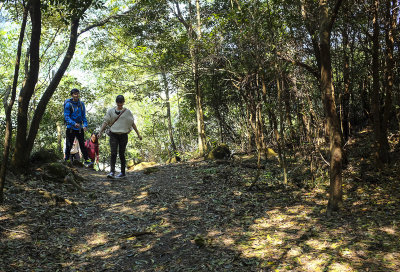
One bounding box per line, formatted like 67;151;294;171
1;154;400;271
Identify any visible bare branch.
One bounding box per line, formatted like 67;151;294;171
78;8;134;36
276;51;319;79
328;0;345;33
171;0;190;31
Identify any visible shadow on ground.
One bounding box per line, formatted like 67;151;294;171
1;133;400;271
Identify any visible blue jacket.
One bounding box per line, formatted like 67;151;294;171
64;98;87;130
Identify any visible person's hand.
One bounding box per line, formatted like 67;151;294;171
98;132;102;138
74;123;80;128
83;127;87;132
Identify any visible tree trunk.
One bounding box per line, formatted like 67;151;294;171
194;68;207;156
319;0;344;213
361;79;370;122
245;108;253;153
283;79;294;143
276;77;288;185
0;1;30;203
12;16;82;168
12;0;41;169
162;70;178;157
174;0;207;156
371;0;390;167
341;25;350;142
382;0;397;157
194;0;207;156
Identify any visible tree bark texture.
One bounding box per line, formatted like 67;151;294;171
276;77;288;185
194;0;207;156
381;0;397;160
383;0;396;129
12;14;84;168
174;1;207;156
0;1;30;203
370;0;390;166
319;0;344;213
12;0;41;169
162;71;178;156
341;25;350;142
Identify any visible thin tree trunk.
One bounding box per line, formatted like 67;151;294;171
174;0;207;156
361;79;370;122
12;0;41;169
246;108;253;153
371;0;390;166
0;1;30;203
27;18;80;154
283;78;294;143
276;77;288;185
12;14;85;168
162;70;178;158
342;25;350;142
382;0;397;158
194;0;207;156
320;0;344;213
194;69;207;156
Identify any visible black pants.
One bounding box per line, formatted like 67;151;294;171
65;128;89;161
110;132;128;174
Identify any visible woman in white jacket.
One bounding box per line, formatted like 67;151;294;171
98;95;142;178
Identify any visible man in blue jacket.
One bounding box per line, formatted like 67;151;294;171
64;88;92;166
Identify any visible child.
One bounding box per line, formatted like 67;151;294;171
85;133;99;165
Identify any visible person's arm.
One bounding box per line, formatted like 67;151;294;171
82;102;88;132
98;121;108;138
98;110;111;138
64;102;75;127
132;122;142;140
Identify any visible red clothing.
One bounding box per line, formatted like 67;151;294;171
85;139;99;161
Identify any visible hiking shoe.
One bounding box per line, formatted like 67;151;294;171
107;172;115;179
84;160;93;167
115;173;126;179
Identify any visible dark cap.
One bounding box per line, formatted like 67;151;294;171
116;95;125;103
70;88;80;95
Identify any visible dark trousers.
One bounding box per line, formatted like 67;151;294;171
65;128;89;161
109;133;128;174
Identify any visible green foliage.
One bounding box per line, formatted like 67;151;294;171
43;0;106;23
1;0;396;168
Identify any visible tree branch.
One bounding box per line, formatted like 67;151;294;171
276;51;320;79
328;0;345;33
171;0;191;31
78;8;134;36
27;17;80;152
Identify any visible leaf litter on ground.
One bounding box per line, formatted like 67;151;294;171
1;133;400;271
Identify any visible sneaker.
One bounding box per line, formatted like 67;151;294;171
115;173;126;179
107;172;115;179
84;160;94;167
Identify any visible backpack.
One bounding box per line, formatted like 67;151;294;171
63;99;83;125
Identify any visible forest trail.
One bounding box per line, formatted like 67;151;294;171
1;136;400;271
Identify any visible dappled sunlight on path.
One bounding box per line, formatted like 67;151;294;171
1;161;399;271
